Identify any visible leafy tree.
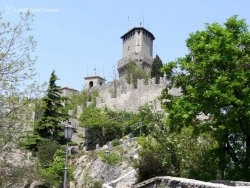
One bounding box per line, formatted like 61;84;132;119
37;139;60;167
136;125;218;182
161;16;250;180
79;104;134;150
0;12;39;119
151;55;164;83
0;12;42;143
126;60;149;88
66;90;88;117
0;12;43;186
34;70;69;144
40;149;73;187
129;102;165;137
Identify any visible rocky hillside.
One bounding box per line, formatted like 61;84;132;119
69;137;139;188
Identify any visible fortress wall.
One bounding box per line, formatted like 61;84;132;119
95;77;174;112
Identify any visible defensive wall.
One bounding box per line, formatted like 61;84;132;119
89;77;181;112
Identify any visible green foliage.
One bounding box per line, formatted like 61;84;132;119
126;60;149;88
21;131;42;152
0;12;40;120
99;149;123;166
161;16;250;180
130;102;165;137
86;88;99;104
67;90;88;116
151;55;164;83
34;71;69;146
0;17;44;188
0;19;45;188
37;139;60;167
111;139;121;147
41;149;73;187
79;104;134;150
136;126;219;182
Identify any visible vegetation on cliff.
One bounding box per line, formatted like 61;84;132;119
2;12;250;187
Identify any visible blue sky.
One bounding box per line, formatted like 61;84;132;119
0;0;250;91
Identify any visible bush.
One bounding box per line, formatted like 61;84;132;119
40;149;73;187
111;139;121;147
99;149;123;166
37;139;59;167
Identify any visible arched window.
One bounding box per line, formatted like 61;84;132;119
89;81;93;88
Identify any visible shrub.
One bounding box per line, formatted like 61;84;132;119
37;139;59;167
40;149;73;187
99;149;122;166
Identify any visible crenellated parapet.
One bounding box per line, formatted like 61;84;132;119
87;77;180;112
82;26;180;111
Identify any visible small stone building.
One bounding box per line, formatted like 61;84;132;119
84;76;106;89
60;86;79;97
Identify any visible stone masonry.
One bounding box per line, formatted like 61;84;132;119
91;77;181;112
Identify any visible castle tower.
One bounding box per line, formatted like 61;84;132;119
117;27;155;80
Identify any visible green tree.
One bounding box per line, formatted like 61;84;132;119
161;16;250;180
129;102;165;137
37;139;60;167
0;12;39;119
151;55;164;83
34;70;69;144
0;12;41;142
66;90;88;117
126;60;149;88
41;149;73;187
79;104;133;150
136;125;218;182
0;12;43;186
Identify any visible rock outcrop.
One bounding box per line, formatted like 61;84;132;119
70;137;139;188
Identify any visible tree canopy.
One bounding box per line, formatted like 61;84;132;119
161;16;250;180
0;12;39;118
151;55;164;83
34;70;69;144
79;104;134;149
126;60;149;88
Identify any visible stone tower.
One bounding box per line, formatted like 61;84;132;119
84;76;106;89
117;27;155;80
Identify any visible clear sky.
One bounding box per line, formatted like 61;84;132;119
0;0;250;91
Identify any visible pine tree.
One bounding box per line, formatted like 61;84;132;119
151;55;164;83
34;70;69;144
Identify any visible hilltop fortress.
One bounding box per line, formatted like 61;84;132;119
63;27;180;112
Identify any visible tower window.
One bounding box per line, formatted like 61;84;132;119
89;81;93;88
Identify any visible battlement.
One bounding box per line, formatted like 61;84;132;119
82;27;174;111
87;77;180;112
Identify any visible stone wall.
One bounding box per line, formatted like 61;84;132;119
91;77;180;112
